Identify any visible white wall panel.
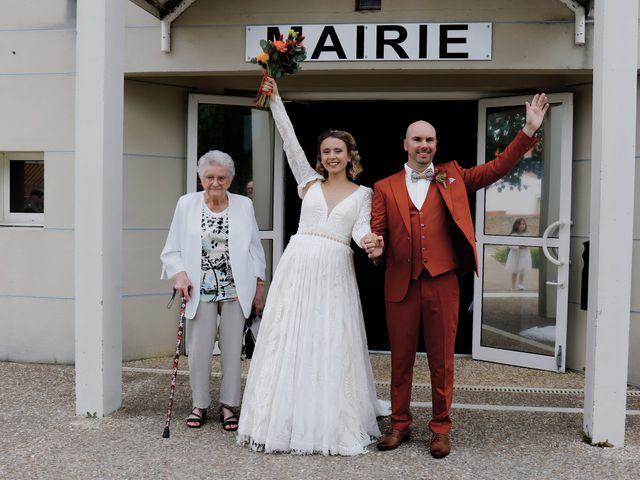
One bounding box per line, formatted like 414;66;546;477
566;302;587;373
170;0;573;24
570;162;591;238
123;0;588;74
570;85;593;162
123;230;170;295
0;0;75;29
124;0;159;27
123;81;186;157
123;155;184;228
0;229;73;297
125;23;592;74
630;241;640;313
634;158;640;240
0;76;74;151
123;296;179;360
0;297;73;363
121;80;186;359
629;312;640;387
0;29;75;74
44;151;74;229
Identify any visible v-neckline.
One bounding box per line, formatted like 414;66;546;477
318;182;361;218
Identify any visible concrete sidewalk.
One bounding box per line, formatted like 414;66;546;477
1;357;639;480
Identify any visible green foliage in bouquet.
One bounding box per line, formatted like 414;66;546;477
250;29;307;78
250;29;307;109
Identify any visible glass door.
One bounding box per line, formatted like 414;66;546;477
472;93;573;372
187;94;285;286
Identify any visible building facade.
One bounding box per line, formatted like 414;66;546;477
1;0;638;392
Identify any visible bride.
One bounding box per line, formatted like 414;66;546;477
237;77;389;455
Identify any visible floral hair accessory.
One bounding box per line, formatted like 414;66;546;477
251;29;307;109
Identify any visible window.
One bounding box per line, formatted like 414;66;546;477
1;152;45;225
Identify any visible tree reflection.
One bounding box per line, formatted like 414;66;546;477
486;106;544;192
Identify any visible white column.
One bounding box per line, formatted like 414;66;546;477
584;0;638;447
74;0;124;416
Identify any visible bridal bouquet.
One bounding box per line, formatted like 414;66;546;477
250;29;306;109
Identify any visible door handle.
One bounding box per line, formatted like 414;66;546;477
541;220;565;266
545;280;565;289
542;219;570;288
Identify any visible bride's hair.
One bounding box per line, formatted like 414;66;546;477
316;129;363;180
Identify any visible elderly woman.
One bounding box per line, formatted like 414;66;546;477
161;150;266;431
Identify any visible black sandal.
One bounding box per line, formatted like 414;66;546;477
186;407;207;428
219;404;239;432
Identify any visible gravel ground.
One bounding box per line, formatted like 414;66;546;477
125;353;590;389
1;359;638;480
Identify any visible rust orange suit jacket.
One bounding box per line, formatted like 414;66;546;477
371;131;537;303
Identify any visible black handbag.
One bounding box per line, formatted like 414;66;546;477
242;311;261;360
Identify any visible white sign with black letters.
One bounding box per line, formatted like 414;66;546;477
245;23;492;62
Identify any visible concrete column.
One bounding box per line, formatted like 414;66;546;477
584;0;638;446
74;0;124;416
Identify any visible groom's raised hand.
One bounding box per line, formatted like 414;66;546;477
522;93;549;137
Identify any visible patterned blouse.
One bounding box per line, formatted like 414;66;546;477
200;204;237;302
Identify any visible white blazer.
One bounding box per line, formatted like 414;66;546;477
160;191;266;319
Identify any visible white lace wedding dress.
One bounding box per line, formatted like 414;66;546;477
237;95;389;456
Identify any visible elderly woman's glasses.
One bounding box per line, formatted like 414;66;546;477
202;175;229;184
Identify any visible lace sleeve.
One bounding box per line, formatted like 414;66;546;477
270;95;323;198
351;187;373;247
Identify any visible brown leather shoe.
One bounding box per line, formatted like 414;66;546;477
429;432;451;458
377;429;411;451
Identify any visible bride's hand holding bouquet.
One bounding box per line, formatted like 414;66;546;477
259;76;279;100
250;29;306;109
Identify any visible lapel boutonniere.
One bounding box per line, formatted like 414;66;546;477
434;168;450;189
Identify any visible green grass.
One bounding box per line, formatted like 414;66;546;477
494;246;540;268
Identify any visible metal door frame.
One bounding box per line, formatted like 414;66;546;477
472;93;573;372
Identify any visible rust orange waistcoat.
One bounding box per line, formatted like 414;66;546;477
409;184;458;280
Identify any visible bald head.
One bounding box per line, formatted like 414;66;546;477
405;120;436;140
404;120;438;170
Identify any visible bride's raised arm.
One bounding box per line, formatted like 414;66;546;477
263;78;322;198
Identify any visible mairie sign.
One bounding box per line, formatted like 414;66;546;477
245;23;492;62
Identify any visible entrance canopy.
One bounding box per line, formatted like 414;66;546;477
128;0;189;19
129;0;200;52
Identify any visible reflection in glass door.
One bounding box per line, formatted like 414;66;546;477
472;94;573;372
187;94;284;288
481;244;557;357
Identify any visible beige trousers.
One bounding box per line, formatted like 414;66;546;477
187;300;245;409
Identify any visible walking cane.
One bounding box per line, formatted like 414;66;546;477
162;291;186;439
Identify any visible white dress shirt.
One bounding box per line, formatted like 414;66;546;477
404;163;434;209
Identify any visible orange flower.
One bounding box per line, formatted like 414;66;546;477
273;40;287;52
251;30;307;110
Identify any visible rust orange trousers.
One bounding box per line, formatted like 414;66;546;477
385;269;459;434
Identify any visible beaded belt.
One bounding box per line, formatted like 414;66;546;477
297;230;350;246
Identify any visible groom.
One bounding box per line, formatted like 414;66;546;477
365;94;549;458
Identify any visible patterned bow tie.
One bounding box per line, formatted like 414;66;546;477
410;169;434;182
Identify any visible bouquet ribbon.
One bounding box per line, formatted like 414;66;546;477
250;30;306;109
255;73;273;108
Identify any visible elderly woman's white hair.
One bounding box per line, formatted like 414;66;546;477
197;150;235;179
